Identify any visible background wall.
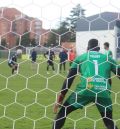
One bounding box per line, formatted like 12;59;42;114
76;30;116;59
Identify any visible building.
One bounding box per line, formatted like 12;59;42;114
0;18;11;35
40;29;51;46
0;7;48;48
76;12;120;59
3;7;21;20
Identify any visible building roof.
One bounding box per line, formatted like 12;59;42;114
76;12;120;31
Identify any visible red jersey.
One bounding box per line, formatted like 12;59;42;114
69;51;76;61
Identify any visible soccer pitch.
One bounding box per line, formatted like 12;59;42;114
0;58;120;129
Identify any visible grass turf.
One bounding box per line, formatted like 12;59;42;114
0;58;120;129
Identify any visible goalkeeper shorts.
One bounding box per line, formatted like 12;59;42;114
66;92;112;112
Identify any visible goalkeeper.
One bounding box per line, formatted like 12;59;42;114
52;39;120;129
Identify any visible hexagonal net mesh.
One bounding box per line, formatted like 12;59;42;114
0;0;120;129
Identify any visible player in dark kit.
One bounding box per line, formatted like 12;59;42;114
52;39;120;129
30;49;37;69
59;48;68;73
31;49;37;63
8;54;18;74
44;49;55;74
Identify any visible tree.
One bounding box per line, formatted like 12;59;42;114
59;4;85;42
57;21;69;42
67;4;85;30
47;30;58;47
47;4;85;44
58;21;69;35
30;38;37;47
21;32;30;47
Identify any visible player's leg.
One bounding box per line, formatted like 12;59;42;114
53;93;93;129
11;64;15;74
34;58;37;69
8;63;13;74
51;61;55;71
63;62;66;71
47;61;50;74
99;111;118;129
14;64;18;73
52;64;55;71
31;59;34;69
12;65;17;74
59;62;62;72
15;65;18;70
96;97;118;129
12;67;15;74
52;101;77;129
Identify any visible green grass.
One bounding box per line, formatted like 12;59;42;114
0;58;120;129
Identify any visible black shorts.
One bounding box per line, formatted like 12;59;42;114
8;63;14;68
14;65;18;70
32;58;36;63
47;60;54;66
8;63;17;69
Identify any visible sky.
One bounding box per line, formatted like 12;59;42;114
0;0;120;29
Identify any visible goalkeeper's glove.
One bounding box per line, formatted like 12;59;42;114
53;93;65;114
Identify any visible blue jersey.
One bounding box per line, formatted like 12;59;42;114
31;50;37;59
59;51;68;62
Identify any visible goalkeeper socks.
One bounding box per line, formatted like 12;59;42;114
100;111;118;129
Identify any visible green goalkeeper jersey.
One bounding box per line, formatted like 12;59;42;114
71;51;117;98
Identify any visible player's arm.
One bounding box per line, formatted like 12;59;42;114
54;68;77;113
117;67;120;78
110;51;113;58
53;55;82;113
61;68;77;95
59;55;80;97
110;58;120;79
